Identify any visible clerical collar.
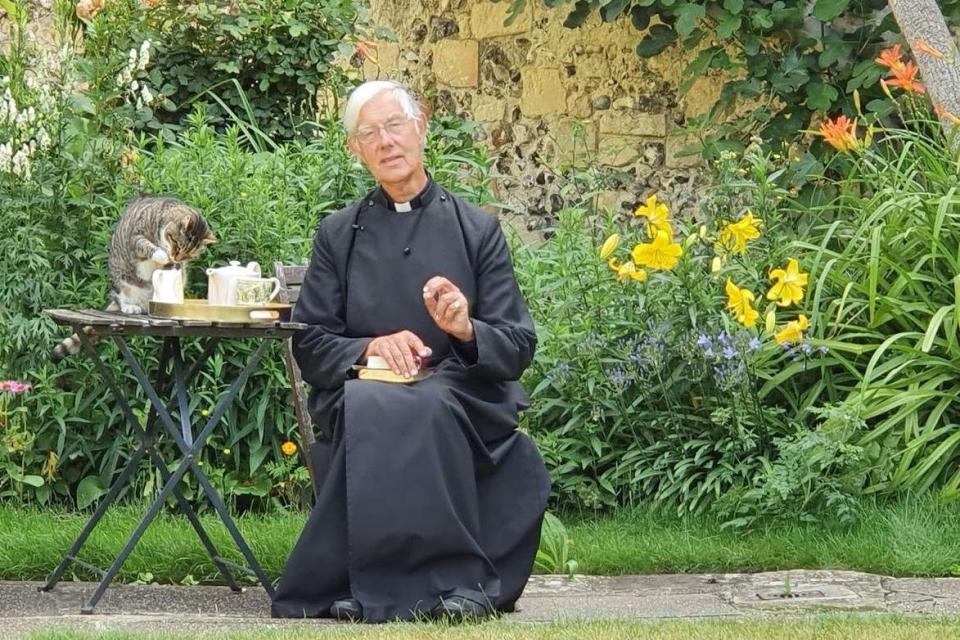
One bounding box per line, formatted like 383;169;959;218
376;176;437;212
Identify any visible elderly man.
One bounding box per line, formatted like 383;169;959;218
270;80;550;623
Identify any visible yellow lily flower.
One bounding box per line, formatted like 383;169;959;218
719;211;762;254
599;233;620;260
634;194;672;239
725;279;759;328
609;258;647;283
775;314;809;345
632;230;683;271
767;258;808;307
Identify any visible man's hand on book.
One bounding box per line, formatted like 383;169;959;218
363;331;431;378
423;276;474;342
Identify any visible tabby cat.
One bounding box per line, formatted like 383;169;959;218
49;195;216;362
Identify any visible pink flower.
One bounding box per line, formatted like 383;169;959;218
0;380;32;395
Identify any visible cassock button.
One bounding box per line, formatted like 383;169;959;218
367;201;373;206
403;247;411;256
440;195;447;201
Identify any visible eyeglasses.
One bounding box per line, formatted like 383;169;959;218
353;116;416;145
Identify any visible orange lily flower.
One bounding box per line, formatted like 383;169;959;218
819;115;860;153
885;62;925;94
875;45;905;73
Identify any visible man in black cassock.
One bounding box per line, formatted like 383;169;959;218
270;80;550;623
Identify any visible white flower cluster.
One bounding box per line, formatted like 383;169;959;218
0;79;56;181
116;40;157;110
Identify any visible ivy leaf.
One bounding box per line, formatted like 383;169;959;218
742;34;762;56
723;0;743;12
636;24;677;57
751;9;773;29
716;12;742;39
630;5;656;30
682;28;706;49
819;38;853;68
805;81;839;111
813;0;850;21
564;0;592;28
674;3;706;36
601;0;630;21
680;47;720;93
287;21;309;38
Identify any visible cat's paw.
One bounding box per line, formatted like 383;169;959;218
120;303;145;315
151;248;171;265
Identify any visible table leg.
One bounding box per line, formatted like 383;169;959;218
42;333;243;609
144;338;242;594
116;337;277;598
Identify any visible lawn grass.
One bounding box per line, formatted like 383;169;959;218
2;497;960;585
21;617;960;640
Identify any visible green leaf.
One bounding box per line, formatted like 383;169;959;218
681;47;720;93
636;25;677;58
813;0;850;21
601;0;630;21
819;38;852;68
232;475;272;497
20;475;44;488
288;22;309;37
69;94;96;115
805;81;839;111
0;0;22;20
77;475;107;510
674;3;706;36
723;0;743;12
563;0;591;28
630;5;656;30
716;13;742;39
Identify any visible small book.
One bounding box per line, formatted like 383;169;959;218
353;355;432;384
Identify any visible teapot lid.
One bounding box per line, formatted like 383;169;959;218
213;260;259;273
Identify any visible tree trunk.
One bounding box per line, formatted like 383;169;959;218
888;0;960;140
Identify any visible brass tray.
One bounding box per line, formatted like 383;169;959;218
149;299;292;323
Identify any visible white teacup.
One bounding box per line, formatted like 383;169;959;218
230;276;282;306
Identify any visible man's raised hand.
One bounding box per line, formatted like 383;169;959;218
423;276;474;342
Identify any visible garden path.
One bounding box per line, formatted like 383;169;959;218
2;570;960;636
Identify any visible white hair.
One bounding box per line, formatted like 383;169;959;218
342;80;424;135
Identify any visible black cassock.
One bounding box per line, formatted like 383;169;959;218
270;179;550;623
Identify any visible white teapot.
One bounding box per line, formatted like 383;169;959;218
206;260;262;305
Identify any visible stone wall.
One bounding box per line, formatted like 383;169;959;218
361;0;721;237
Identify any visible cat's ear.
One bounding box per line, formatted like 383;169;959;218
181;212;198;229
202;232;217;246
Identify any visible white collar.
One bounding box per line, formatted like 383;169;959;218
394;201;413;213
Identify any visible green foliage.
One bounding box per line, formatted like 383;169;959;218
789;105;960;502
515;141;833;515
534;511;579;575
715;403;872;529
516;0;960;157
78;0;365;141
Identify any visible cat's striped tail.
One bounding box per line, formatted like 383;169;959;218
49;300;120;363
